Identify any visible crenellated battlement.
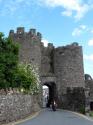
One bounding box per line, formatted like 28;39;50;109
29;28;36;35
9;30;14;36
48;43;54;48
9;27;42;40
17;27;24;34
37;32;42;40
55;43;79;53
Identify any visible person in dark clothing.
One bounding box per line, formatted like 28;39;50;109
52;100;57;111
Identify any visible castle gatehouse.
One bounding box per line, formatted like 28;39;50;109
9;27;85;112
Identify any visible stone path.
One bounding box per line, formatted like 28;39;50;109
16;109;93;125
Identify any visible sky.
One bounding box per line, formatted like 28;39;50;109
0;0;93;77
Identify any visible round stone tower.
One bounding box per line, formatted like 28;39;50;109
54;43;85;111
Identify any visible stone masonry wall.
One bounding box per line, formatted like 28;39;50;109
65;87;85;113
54;43;85;110
54;43;85;96
85;80;93;101
41;43;54;76
9;27;41;69
0;94;40;125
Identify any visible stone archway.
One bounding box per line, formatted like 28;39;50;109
43;82;56;107
41;76;57;108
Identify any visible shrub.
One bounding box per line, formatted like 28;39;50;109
79;105;85;114
13;63;40;94
89;112;93;117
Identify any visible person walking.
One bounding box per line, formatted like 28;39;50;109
52;100;57;111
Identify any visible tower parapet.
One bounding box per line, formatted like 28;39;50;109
9;27;42;41
9;30;14;36
9;27;42;67
29;28;36;35
17;27;24;34
37;32;42;40
71;42;78;46
48;43;54;48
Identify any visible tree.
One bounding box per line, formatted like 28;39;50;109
0;33;19;90
0;33;40;94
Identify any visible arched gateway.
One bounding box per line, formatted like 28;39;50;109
41;76;57;107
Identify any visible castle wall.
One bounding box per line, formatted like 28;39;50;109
85;80;93;101
41;43;54;76
54;43;85;96
9;27;41;69
53;43;85;110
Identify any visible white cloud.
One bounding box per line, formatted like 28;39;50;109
38;0;91;20
72;25;87;36
84;54;93;61
80;25;86;30
41;39;49;47
74;4;89;20
88;39;93;46
0;0;92;20
72;28;82;36
72;25;93;37
62;10;72;17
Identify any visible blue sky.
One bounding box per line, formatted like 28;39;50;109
0;0;93;77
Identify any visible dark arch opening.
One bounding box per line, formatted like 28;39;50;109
42;82;56;108
90;102;93;111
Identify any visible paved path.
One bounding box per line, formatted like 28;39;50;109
17;109;93;125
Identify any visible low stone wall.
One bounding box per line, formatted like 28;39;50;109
0;94;40;124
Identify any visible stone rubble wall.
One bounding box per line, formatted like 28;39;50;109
63;87;85;113
41;43;54;76
0;94;40;125
54;44;85;95
85;80;93;101
9;27;41;69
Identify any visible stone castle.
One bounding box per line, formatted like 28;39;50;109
9;27;86;112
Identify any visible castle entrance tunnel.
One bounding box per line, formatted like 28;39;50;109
42;82;56;108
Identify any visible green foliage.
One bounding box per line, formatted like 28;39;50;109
89;111;93;117
0;33;40;94
13;63;40;94
0;33;19;90
79;105;85;114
